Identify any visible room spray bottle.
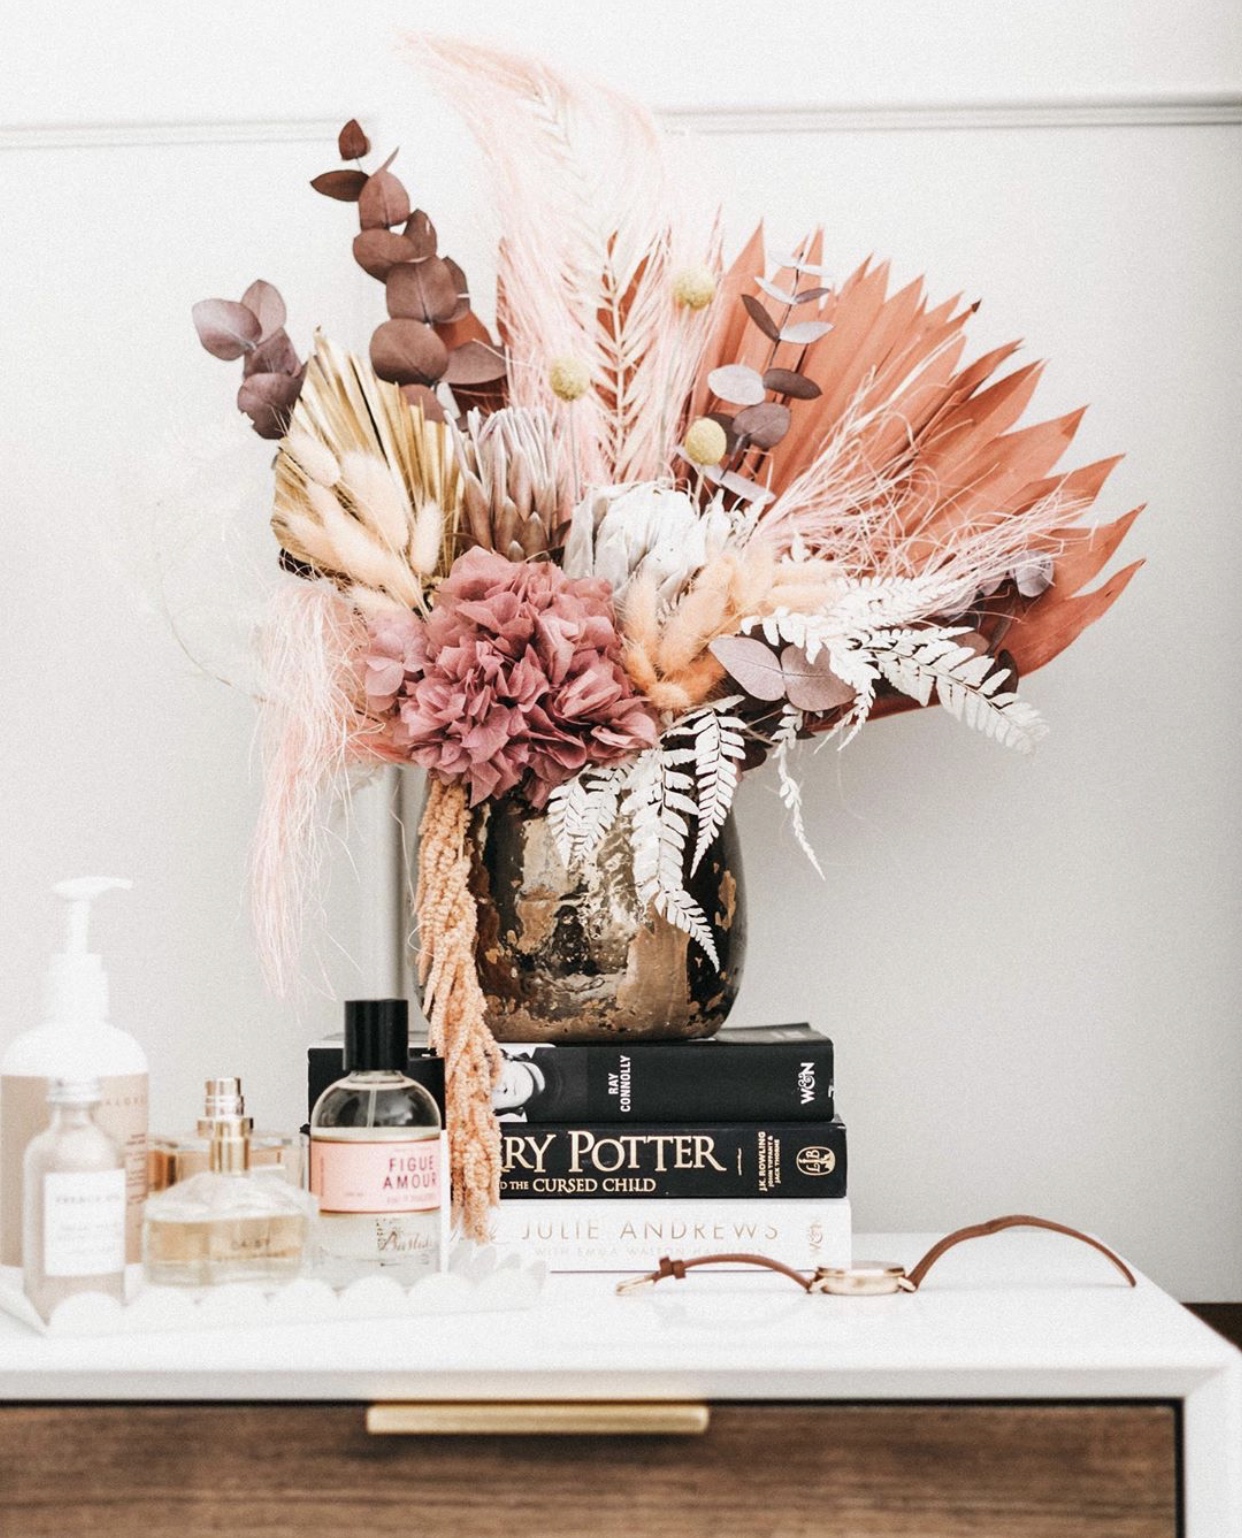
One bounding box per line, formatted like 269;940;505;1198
309;1000;443;1281
1;879;148;1269
22;1078;126;1321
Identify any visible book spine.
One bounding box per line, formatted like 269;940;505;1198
499;1120;847;1200
500;1038;834;1123
308;1035;834;1123
489;1197;852;1273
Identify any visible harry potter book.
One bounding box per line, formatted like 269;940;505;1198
499;1118;847;1200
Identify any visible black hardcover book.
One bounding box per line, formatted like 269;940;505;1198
308;1024;833;1125
493;1024;834;1124
499;1118;847;1200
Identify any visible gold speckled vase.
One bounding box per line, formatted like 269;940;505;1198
463;791;745;1042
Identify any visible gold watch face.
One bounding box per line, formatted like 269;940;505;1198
811;1261;907;1296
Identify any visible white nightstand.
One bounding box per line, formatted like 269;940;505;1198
0;1230;1237;1536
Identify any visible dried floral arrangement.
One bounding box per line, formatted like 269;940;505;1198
193;40;1141;1237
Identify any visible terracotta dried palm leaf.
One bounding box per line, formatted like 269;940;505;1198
693;239;1142;684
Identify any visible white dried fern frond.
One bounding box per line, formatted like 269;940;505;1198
771;705;823;877
622;746;719;966
870;628;1049;751
681;701;747;873
547;764;626;869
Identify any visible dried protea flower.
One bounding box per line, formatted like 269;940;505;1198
452;407;570;560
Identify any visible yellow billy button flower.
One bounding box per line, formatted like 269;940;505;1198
683;416;728;467
672;265;717;311
548;356;591;402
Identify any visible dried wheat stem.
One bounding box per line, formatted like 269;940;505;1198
415;776;502;1241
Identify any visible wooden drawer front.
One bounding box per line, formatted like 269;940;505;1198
0;1403;1177;1538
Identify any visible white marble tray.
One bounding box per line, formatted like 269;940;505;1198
0;1244;545;1336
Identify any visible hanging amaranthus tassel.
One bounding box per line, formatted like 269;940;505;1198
415;775;502;1241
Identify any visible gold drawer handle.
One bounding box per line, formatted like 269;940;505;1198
366;1400;711;1436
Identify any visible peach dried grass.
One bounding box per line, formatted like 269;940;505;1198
415;776;502;1242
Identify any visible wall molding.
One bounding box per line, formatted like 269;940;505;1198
2;92;1238;154
0;118;342;151
660;92;1242;135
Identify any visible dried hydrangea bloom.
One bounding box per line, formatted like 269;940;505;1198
361;549;658;806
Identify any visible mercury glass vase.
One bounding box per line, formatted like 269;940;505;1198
462;791;745;1042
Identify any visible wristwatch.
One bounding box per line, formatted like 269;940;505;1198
615;1214;1136;1297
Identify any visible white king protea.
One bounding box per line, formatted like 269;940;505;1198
562;482;730;607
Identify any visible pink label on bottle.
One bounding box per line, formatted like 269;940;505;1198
309;1139;440;1214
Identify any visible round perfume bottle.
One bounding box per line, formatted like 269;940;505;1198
309;1000;443;1282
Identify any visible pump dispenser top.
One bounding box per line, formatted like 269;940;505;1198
44;877;132;1025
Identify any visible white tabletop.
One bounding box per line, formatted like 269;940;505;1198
2;1231;1238;1531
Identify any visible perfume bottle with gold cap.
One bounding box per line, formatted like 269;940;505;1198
148;1078;302;1193
143;1079;314;1286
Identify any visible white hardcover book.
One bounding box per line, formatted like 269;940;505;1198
487;1197;851;1273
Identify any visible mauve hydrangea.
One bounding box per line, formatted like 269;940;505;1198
360;548;659;806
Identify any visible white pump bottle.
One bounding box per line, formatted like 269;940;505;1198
1;879;149;1267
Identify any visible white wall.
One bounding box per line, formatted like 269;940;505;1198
1;1;1238;1299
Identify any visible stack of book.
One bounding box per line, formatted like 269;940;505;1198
307;1022;850;1272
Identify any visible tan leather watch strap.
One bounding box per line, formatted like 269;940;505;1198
616;1214;1137;1295
902;1213;1136;1291
617;1252;816;1294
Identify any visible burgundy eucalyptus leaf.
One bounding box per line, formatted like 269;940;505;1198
386;257;459;324
443;339;508;386
358;170;411;231
741;293;781;342
236;370;303;438
705;410;738;455
370;318;449;386
762;368;822;400
310;169;368;202
732;402;791;449
352;229;417;280
708;636;788;702
779;645;855;713
793;285;833;305
239;279;286;342
192;298;261;360
441;256;471;321
403;210;438;261
243;328;300;379
706;363;766;407
779;319;832;345
400;383;448;423
994;649;1019;689
337;118;370;160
